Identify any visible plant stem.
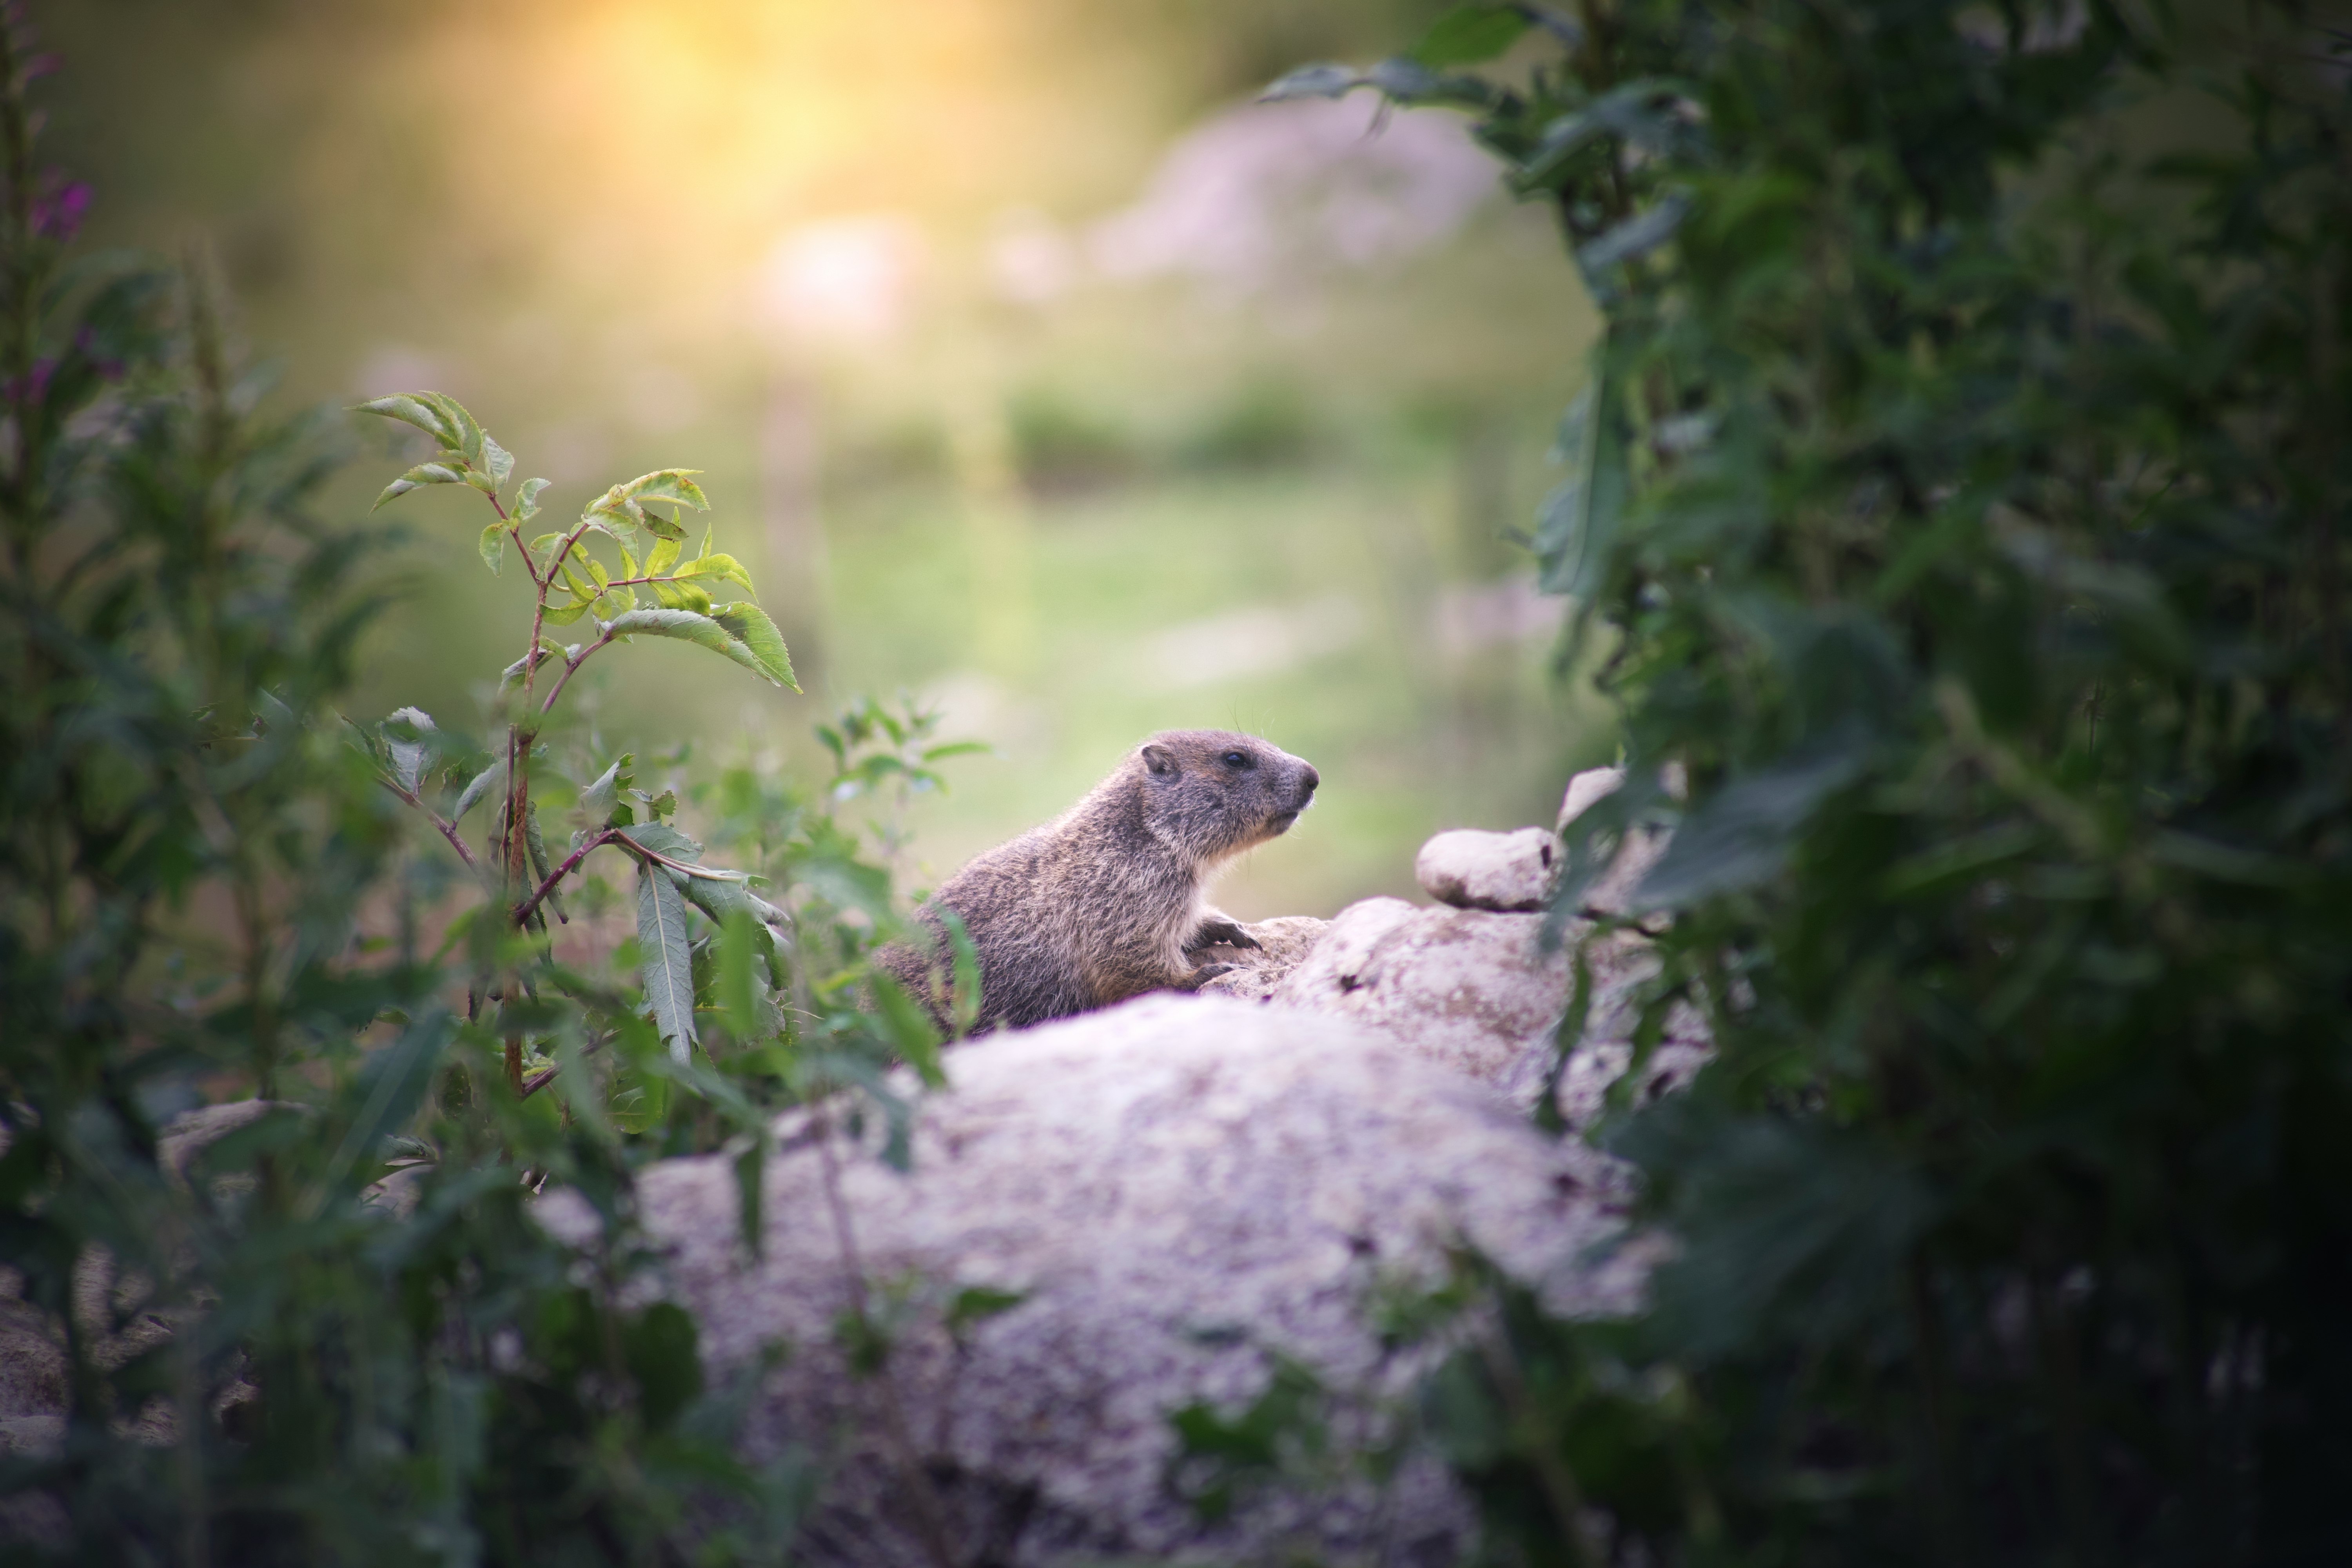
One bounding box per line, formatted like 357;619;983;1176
813;1105;962;1568
374;778;483;874
539;628;619;717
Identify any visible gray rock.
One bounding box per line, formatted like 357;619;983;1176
1413;826;1562;912
558;995;1648;1568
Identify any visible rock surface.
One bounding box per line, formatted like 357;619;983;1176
1191;913;1330;1003
555;996;1650;1567
1413;826;1561;912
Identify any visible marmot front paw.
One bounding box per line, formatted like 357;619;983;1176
1185;918;1261;954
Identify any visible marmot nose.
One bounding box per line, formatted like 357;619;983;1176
1299;765;1320;797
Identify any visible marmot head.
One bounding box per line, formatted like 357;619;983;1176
1132;729;1320;866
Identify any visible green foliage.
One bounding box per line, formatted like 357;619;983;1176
1321;0;2352;1560
0;18;975;1559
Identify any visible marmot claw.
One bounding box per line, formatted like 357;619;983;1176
1186;918;1260;953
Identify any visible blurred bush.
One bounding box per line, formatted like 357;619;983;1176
1296;0;2352;1560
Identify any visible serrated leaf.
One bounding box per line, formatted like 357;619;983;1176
478;521;505;574
645;536;681;576
352;392;460;448
514;476;550;524
601;606;795;689
636;860;699;1062
417;391;486;469
372;460;467;512
713;603;800;691
679;551;755;592
483;432;514;488
541;596;593;627
651;578;714;614
619;468;709;513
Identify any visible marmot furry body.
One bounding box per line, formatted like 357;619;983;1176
879;730;1319;1033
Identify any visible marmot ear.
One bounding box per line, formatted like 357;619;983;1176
1142;743;1178;779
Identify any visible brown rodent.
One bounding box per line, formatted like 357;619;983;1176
877;729;1319;1033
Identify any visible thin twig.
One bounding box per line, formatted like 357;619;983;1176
539;628;619;717
512;828;628;925
375;777;483;874
519;1035;607;1099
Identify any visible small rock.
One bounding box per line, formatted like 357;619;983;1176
1414;827;1561;912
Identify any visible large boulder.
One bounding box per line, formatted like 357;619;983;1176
559;995;1651;1567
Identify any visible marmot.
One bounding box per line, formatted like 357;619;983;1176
877;729;1319;1033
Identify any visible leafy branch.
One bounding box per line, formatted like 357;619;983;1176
351;391;800;1094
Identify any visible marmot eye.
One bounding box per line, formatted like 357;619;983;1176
1221;750;1251;769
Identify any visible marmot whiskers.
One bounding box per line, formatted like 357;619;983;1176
877;729;1319;1033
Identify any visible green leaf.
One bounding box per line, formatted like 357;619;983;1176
621;1301;702;1432
1262;63;1363;101
450;761;502;824
719;907;762;1043
1578;192;1692;274
945;1285;1027;1338
416;391;488;469
617;821;705;863
372;460;467;512
1410;4;1530;67
1534;366;1631;600
579;753;634;825
621;468;709;513
524;801;564;924
482;432;515;489
514;476;550;524
602;606;797;690
942;909;983;1038
678;550;756;593
868;969;944;1087
478;521;505;574
352;392;460;448
380;707;438;795
636;859;699;1062
1634;728;1872;909
650;577;715;614
713;603;800;692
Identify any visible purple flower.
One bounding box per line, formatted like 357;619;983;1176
31;177;87;242
4;357;54;403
